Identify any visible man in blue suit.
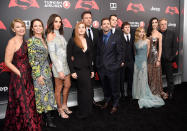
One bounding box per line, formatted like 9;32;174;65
96;18;124;114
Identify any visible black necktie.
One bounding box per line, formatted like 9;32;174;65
127;35;130;43
88;29;92;41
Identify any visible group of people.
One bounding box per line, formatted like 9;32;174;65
3;10;178;130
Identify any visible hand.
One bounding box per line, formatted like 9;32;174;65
176;51;178;56
71;73;78;79
156;61;160;67
121;62;125;67
91;72;94;78
58;72;65;79
37;76;45;86
71;56;74;61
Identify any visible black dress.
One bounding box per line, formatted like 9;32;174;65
67;37;93;118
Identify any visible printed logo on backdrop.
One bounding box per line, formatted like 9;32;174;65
44;0;70;8
126;3;145;13
110;3;117;10
92;20;99;28
75;0;99;10
165;6;179;15
0;87;8;92
0;21;6;30
139;21;145;27
62;18;72;28
150;6;160;12
181;8;184;15
168;23;176;28
9;0;40;10
0;62;11;74
63;1;70;9
129;21;142;28
23;20;31;29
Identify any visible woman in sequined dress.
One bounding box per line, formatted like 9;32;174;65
147;17;168;99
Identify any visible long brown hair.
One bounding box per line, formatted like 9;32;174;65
135;27;147;42
45;14;64;35
29;18;45;39
74;21;86;49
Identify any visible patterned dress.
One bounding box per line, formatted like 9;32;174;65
4;41;41;131
28;37;56;114
132;40;165;109
47;30;70;77
147;37;163;96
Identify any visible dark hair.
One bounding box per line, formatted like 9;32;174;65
30;18;45;39
109;14;117;21
46;14;64;35
147;17;159;37
121;22;130;29
81;11;92;19
101;18;110;25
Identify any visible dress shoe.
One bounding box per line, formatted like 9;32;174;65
110;107;117;114
101;103;108;109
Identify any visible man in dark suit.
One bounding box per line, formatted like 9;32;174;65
109;15;126;98
159;18;178;99
96;18;123;114
121;22;135;99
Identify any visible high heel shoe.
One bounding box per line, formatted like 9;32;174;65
58;108;69;119
161;92;168;100
62;106;72;114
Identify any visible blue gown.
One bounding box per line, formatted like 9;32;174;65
132;40;165;109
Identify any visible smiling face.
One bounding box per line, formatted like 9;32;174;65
32;20;43;36
110;16;118;28
53;16;62;30
78;23;86;35
12;22;26;36
101;19;111;33
138;28;145;39
152;19;158;30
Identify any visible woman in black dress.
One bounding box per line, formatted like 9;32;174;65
67;21;94;119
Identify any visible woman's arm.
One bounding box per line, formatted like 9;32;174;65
5;39;21;77
147;39;150;57
158;33;162;62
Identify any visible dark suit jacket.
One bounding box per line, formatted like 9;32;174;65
161;29;178;62
67;37;93;74
122;33;135;63
96;30;123;71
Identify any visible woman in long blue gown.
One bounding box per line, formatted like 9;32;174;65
132;27;165;109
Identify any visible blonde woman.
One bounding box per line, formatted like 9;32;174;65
132;27;165;109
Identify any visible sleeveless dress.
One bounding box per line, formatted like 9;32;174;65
47;30;70;77
132;40;165;109
28;37;56;114
147;37;163;96
4;41;41;131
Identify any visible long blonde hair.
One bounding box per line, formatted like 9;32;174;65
74;21;86;49
135;27;147;42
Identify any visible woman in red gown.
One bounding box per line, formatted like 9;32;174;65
4;19;41;131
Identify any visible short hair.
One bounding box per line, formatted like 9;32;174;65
101;18;110;25
81;11;92;19
159;18;168;23
109;14;117;21
11;18;26;29
121;22;130;29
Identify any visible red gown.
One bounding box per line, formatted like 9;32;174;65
4;41;41;131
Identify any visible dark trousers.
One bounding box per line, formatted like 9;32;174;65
76;68;93;117
161;59;175;94
98;67;120;107
120;66;125;97
123;61;134;97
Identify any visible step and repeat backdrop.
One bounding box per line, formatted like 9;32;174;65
0;0;182;100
